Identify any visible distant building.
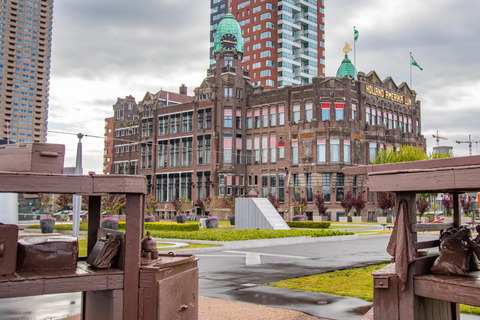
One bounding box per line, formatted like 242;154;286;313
0;0;54;143
210;0;325;89
433;146;453;155
108;11;425;221
103;117;114;174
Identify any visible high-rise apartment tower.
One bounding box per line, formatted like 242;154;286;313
0;0;53;143
210;0;325;89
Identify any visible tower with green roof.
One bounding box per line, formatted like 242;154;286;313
336;42;358;80
214;8;244;54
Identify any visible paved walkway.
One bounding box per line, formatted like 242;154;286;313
199;297;329;320
59;297;329;320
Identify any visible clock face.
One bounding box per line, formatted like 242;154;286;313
220;33;237;51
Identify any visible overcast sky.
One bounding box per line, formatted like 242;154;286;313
47;0;480;173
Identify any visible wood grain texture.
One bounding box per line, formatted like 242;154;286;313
412;223;453;232
415;272;480;307
343;155;480;176
123;193;143;320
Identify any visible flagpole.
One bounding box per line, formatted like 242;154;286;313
353;26;356;71
409;52;412;88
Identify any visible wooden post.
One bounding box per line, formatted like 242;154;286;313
453;192;460;228
123;193;143;319
87;195;102;255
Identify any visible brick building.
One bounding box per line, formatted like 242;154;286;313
0;0;54;144
103;117;114;174
210;0;325;89
108;10;425;221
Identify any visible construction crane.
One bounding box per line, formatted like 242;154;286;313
432;130;447;146
456;135;480;156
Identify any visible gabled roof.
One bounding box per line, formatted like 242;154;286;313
152;89;192;104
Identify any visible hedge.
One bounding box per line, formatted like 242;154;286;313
286;221;331;229
118;222;199;232
148;228;351;241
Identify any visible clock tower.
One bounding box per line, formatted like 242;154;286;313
208;8;251;195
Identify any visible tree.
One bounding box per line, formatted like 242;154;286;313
172;196;189;215
460;194;473;215
378;192;395;216
372;145;452;165
195;198;206;216
225;194;237;216
101;194;126;216
313;193;329;216
37;193;54;214
267;193;280;212
340;191;355;216
441;193;453;216
55;194;72;211
292;197;307;216
204;196;220;216
353;194;367;216
81;196;89;211
416;196;430;218
145;193;158;216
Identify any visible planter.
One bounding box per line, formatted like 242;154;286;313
40;219;55;233
176;216;185;224
101;220;119;230
339;217;352;223
145;217;155;223
316;216;330;222
419;217;429;224
292;217;304;222
206;219;219;229
377;216;392;224
443;217;453;223
229;217;235;226
352;216;366;223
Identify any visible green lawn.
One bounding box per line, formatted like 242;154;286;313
266;263;480;315
27;222;353;241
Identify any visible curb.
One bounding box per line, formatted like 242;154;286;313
158;234;359;251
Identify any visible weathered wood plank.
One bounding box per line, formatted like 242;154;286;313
123;193;143;320
412;223;453;232
88;195;101;256
0;172;93;194
414;255;438;276
343;155;480;176
414;240;440;250
415;274;480;306
368;170;456;193
92;175;146;194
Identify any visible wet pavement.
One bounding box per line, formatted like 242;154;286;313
3;232;480;319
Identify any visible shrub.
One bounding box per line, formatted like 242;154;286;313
118;222;199;231
147;228;351;241
286;221;331;229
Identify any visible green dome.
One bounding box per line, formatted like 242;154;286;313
214;9;244;53
336;53;357;80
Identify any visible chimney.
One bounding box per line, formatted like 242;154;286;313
179;84;187;95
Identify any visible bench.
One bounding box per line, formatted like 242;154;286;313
344;155;480;320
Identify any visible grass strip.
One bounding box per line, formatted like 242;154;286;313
266;262;480;315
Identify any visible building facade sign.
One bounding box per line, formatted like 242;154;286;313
365;85;412;106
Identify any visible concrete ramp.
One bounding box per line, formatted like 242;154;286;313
235;198;290;230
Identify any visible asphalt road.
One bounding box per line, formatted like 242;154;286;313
4;232;474;320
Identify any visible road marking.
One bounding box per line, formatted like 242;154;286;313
245;253;262;265
195;254;245;257
224;250;310;259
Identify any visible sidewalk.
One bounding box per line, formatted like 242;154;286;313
59;297;329;320
199;297;328;320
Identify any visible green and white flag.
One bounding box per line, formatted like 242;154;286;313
354;28;359;41
411;55;423;71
